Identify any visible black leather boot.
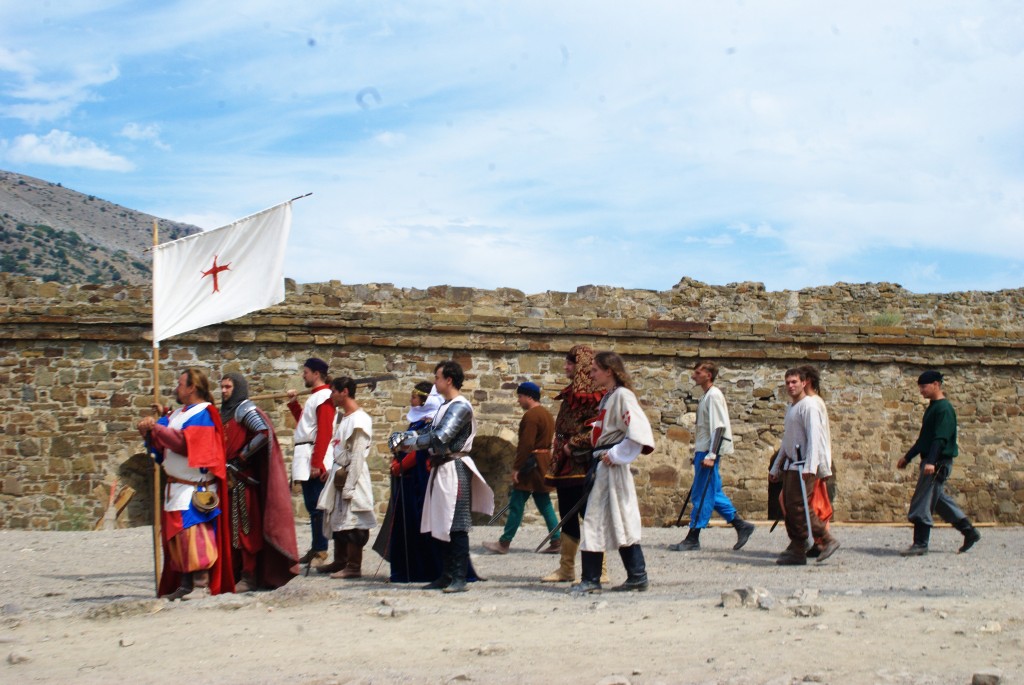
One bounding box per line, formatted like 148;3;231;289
443;532;470;593
731;516;756;550
613;544;649;592
954;518;981;553
422;541;452;590
901;522;930;556
569;551;603;595
668;527;700;551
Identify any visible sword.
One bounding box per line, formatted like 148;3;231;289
226;460;260;486
488;455;543;525
792;446;815;550
533;441;621;552
674;427;729;526
767;449;784;532
534;486;590;553
487;497;513;526
371;474;399;560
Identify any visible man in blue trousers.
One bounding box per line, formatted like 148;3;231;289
670;361;755;552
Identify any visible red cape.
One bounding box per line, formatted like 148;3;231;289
157;404;234;597
247;407;300;588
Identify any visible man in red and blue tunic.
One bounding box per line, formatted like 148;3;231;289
138;368;234;599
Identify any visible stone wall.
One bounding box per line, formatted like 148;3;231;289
1;273;1022;530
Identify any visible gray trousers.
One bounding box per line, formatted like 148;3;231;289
907;462;966;527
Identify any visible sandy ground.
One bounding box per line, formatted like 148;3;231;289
0;522;1021;685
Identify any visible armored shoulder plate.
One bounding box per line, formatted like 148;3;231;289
235;400;268;432
425;400;474;455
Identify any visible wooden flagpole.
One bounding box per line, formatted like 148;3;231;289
150;218;162;596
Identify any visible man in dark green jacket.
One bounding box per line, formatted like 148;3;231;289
896;370;981;556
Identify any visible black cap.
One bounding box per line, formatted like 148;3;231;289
917;370;943;385
304;357;329;376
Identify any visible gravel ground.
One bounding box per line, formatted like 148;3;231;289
0;522;1021;685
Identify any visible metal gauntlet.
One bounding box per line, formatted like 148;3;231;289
423;401;473;455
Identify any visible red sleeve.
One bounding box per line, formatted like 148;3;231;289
310;400;335;471
150;423;187;454
184;407;227;480
287;400;302;423
399;451;417;473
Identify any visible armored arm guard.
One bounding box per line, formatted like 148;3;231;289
403;400;473;455
235;400;269;460
235;400;268;432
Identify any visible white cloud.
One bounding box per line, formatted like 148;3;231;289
372;131;405;147
1;59;118;125
733;222;780;239
120;123;171;151
1;2;1021;293
2;130;134;172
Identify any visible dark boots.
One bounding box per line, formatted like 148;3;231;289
332;529;369;579
669;527;701;551
901;522;930;556
612;545;649;592
421;540;452;590
731;516;756;550
443;532;470;593
569;551;604;595
163;572;194;601
317;532;349;574
954;518;981;553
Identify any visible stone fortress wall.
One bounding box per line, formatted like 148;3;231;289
1;273;1022;530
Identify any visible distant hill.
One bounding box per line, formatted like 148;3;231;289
0;169;202;285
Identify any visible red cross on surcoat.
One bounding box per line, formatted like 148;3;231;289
201;255;231;293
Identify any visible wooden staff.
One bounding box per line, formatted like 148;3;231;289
248;374;398;401
150;218;162;596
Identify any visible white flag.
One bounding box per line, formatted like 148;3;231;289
153;202;292;343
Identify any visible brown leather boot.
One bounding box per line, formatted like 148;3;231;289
333;530;366;579
541;534;577;582
180;570;211;600
317;532;348;574
162;573;194;601
234;573;257;593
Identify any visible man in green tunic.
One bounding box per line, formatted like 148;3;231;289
896;370;981;556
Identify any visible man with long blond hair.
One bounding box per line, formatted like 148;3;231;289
138;368;234;599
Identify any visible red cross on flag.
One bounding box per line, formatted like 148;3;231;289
152;201;292;343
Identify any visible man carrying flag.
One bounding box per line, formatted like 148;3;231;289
138;368;234;599
145;199;297;596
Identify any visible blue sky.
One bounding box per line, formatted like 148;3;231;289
1;1;1022;294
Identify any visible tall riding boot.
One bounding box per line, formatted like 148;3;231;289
954;518;981;553
423;541;453;590
163;572;194;601
180;570;211;600
235;572;257;593
318;532;349;574
541;534;578;582
731;515;756;550
669;527;701;551
335;530;368;579
443;532;470;593
569;551;603;595
613;544;649;592
901;522;930;556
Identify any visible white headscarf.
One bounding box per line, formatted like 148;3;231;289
406;385;443;424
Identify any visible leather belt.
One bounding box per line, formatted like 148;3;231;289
166;474;213;486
